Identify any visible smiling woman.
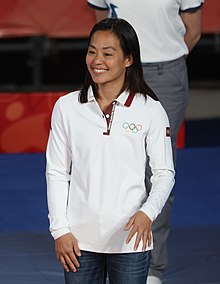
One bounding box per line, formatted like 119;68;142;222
86;30;133;109
46;18;175;284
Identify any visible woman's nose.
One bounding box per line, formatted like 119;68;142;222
93;53;104;64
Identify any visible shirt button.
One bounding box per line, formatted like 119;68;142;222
106;114;110;118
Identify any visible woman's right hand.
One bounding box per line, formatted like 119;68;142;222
55;233;81;272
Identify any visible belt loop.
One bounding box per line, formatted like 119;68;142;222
158;63;163;75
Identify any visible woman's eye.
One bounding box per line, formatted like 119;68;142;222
104;53;113;57
88;50;95;55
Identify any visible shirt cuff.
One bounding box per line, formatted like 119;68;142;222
50;228;71;240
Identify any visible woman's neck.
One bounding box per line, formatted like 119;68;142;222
96;84;123;110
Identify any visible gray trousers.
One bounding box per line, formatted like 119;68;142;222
143;56;189;279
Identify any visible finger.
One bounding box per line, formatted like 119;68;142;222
68;251;80;268
124;216;135;231
147;231;152;247
73;242;81;257
142;232;147;252
65;254;78;272
59;255;72;272
134;230;143;251
126;227;136;244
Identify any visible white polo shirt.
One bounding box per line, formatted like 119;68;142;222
46;87;175;253
87;0;204;62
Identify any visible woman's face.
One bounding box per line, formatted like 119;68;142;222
86;30;132;88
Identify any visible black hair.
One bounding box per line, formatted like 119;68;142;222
79;18;158;103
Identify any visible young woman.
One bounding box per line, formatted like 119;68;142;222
46;18;175;284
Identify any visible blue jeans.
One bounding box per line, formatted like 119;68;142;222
64;250;151;284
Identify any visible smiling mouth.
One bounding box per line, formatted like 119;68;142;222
93;68;108;74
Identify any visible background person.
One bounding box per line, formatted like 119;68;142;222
87;1;204;283
46;18;175;284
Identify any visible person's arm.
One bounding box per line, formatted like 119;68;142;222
46;98;71;239
180;8;202;52
87;1;109;21
140;104;175;222
46;98;81;272
95;9;108;21
124;102;175;251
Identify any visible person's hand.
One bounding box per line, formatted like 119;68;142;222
124;211;152;251
55;233;81;272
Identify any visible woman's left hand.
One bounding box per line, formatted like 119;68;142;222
124;211;152;251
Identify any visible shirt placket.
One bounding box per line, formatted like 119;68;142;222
103;101;116;136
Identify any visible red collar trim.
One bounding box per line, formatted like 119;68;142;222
124;92;135;107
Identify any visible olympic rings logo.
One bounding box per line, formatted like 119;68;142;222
122;122;142;133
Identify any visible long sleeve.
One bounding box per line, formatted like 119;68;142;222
46;99;72;239
140;103;175;221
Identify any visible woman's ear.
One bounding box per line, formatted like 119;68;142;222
125;55;133;67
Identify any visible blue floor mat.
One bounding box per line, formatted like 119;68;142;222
172;147;220;226
0;147;219;231
0;147;220;283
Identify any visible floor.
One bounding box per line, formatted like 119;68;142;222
0;146;220;283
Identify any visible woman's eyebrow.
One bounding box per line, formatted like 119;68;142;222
89;44;116;51
103;46;116;51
